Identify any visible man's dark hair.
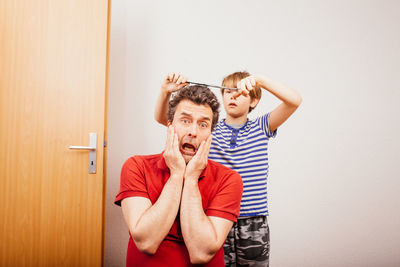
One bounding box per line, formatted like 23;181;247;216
168;85;220;130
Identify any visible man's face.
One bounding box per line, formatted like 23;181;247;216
170;99;213;163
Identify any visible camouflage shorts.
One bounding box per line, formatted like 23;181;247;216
223;216;270;267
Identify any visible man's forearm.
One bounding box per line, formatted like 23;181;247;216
180;179;219;264
132;174;183;254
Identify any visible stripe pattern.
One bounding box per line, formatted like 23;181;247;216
209;113;276;217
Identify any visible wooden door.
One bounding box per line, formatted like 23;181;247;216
0;0;109;266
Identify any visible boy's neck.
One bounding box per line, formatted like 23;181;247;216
225;114;248;126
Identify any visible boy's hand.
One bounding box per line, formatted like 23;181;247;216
184;134;212;181
163;126;186;177
233;75;258;99
161;73;188;94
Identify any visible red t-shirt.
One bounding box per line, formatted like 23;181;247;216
115;153;243;267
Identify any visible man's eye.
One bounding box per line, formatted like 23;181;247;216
182;119;189;124
200;122;208;128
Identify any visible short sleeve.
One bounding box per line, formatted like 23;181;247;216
114;156;149;206
257;113;277;138
205;171;243;222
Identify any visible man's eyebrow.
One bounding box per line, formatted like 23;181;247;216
200;116;211;121
180;111;193;117
179;111;211;121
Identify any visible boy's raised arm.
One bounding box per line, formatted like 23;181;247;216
154;72;188;126
235;75;302;132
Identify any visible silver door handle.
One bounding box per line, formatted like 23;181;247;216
69;146;96;150
69;132;97;174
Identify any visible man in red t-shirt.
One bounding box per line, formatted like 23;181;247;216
115;79;243;267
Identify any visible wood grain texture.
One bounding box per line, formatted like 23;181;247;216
0;0;109;266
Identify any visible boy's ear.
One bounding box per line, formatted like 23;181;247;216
167;121;172;126
250;98;260;109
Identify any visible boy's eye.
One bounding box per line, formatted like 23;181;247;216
181;119;190;124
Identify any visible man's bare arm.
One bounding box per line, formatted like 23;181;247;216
180;179;233;264
179;135;234;264
121;127;185;254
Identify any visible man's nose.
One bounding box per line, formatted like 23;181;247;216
187;124;197;137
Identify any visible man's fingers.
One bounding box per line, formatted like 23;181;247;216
206;134;212;150
203;135;212;159
196;136;211;161
165;126;171;149
198;140;206;154
192;140;205;161
173;132;180;153
166;125;174;150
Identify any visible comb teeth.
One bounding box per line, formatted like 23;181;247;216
186;81;239;91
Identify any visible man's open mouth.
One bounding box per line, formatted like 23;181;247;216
180;143;197;155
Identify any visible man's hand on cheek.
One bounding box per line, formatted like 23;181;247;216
184;134;212;181
163;126;186;177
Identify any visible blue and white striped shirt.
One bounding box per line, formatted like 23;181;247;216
209;113;276;217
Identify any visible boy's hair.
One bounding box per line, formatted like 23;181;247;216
221;71;262;113
168;85;220;130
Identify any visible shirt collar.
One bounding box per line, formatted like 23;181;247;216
223;118;249;131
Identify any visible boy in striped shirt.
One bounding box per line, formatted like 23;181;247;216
155;72;302;266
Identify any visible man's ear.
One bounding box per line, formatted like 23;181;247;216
167;121;171;126
250;98;260;109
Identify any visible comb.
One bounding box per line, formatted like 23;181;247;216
186;81;239;91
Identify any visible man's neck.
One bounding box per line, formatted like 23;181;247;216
225;113;248;126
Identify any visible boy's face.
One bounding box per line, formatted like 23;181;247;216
170;99;213;163
222;89;258;118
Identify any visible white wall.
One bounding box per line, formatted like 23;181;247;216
105;1;400;266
